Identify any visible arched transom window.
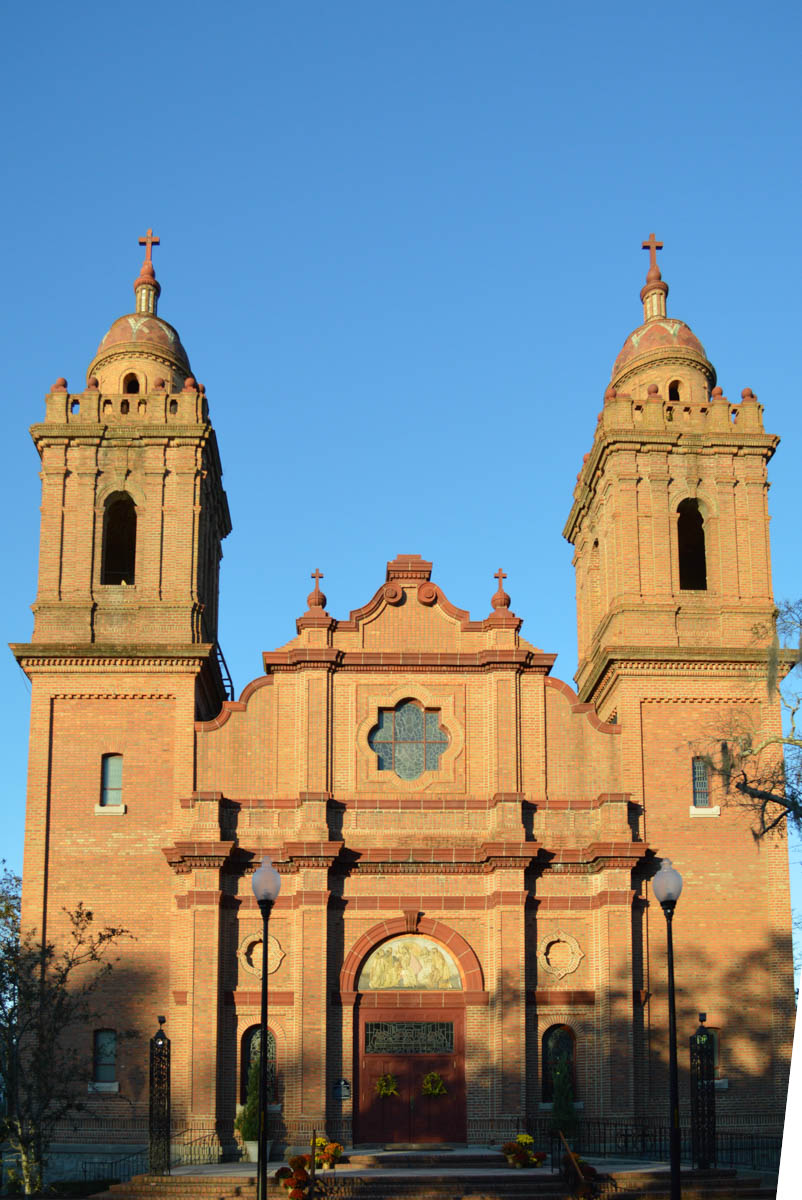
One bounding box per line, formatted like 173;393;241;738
368;700;448;780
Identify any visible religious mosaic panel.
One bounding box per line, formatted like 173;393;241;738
357;935;462;990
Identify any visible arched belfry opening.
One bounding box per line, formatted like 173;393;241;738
677;498;707;590
101;493;137;585
668;380;681;405
122;373;140;394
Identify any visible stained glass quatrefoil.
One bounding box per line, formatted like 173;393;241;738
368;700;449;780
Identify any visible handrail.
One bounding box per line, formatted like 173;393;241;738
82;1127;226;1182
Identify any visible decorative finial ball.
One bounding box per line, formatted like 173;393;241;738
87;376;99;390
604;386;617;401
183;376;197;391
306;585;327;610
153;377;165;390
711;386;723;396
52;377;68;391
491;587;511;611
741;387;756;401
647;383;659;395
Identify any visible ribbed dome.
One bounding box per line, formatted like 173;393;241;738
94;314;189;366
612;318;710;385
87;313;192;391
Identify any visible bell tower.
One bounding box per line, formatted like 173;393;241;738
15;232;232;713
564;235;779;711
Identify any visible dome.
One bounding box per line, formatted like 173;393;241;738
612;318;711;385
610;236;716;392
94;314;190;366
85;233;194;391
87;312;192;391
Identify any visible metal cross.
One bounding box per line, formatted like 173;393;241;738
642;232;663;270
138;228;160;262
494;568;507;587
311;569;324;587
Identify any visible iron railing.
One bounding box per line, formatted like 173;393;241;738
533;1119;781;1174
82;1130;226;1183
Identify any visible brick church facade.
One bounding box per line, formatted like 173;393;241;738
12;233;794;1157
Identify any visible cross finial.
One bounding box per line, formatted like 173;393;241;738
306;568;327;611
138;228;160;263
642;232;663;272
491;567;510;611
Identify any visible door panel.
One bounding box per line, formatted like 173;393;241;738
357;1009;466;1145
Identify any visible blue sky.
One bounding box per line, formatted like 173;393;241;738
1;2;800;928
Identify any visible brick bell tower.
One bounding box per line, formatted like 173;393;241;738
564;234;779;713
14;234;232;957
16;230;232;715
564;238;793;1124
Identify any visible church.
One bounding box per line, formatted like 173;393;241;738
12;232;794;1159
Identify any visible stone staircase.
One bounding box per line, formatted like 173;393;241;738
89;1150;776;1200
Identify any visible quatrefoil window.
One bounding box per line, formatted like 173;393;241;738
368;700;449;781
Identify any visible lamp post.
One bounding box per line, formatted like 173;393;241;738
652;858;684;1200
252;855;281;1200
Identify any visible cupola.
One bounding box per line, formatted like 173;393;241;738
86;229;192;394
610;233;716;403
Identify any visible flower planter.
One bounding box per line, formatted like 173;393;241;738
244;1139;272;1162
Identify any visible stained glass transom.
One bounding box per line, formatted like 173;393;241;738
368;701;448;780
365;1021;454;1055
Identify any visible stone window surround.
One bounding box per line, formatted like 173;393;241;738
355;681;464;792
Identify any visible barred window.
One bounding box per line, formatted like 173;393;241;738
241;1026;276;1105
542;1024;576;1103
692;757;710;808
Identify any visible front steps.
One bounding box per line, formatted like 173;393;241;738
90;1157;776;1200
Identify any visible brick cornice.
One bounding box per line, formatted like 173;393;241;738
11;641;214;672
578;644;790;705
261;647;555;673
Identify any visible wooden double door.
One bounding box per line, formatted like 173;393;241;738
357;1008;466;1145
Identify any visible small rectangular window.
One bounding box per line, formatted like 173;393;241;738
93;1029;117;1083
692;757;710;808
100;754;123;806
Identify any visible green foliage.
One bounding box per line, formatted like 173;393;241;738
235;1056;260;1141
375;1072;399;1097
549;1053;577;1138
0;865;133;1194
421;1071;447;1096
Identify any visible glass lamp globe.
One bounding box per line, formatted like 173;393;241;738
251;855;282;903
652;858;683;905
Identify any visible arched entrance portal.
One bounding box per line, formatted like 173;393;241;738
343;923;482;1145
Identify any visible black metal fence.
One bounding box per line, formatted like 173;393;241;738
82;1130;226;1183
526;1119;781;1175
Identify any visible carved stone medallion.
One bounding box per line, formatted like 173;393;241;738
238;931;285;978
536;930;584;980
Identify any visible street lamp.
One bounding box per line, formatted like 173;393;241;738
251;855;281;1200
652;858;684;1200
